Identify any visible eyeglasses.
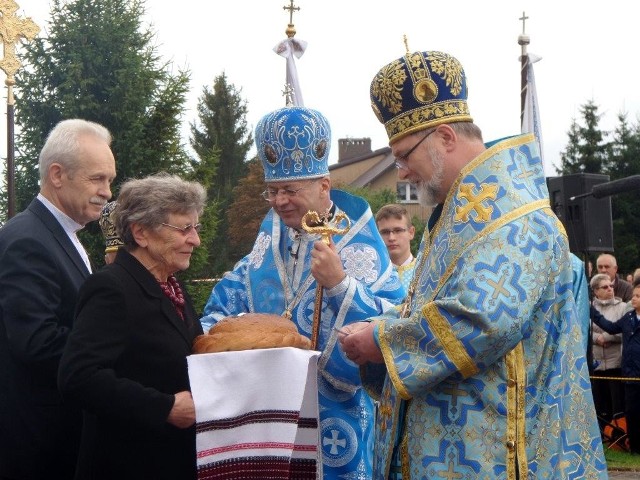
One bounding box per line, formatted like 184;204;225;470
160;222;202;235
261;181;317;202
395;129;436;170
379;227;408;236
596;284;613;290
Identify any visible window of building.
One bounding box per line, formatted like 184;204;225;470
397;182;418;203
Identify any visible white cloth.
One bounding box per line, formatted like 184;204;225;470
188;347;321;479
274;37;307;106
521;53;545;172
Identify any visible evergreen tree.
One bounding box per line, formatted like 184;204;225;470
227;158;270;261
190;72;253;274
606;113;640;274
6;0;190;266
558;100;608;174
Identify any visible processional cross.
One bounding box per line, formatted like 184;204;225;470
0;0;39;218
301;210;350;349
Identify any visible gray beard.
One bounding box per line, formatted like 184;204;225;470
416;145;445;207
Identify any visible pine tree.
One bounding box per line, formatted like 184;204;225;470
606;113;640;274
558;100;608;174
6;0;190;266
190;72;253;273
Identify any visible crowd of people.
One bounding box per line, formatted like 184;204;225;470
588;253;640;455
0;49;615;479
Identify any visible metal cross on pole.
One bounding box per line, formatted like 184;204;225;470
282;0;300;38
301;210;350;349
0;0;39;219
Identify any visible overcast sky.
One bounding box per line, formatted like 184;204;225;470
8;0;640;177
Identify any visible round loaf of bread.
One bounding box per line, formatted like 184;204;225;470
192;313;312;353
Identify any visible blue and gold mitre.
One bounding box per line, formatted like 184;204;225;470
370;50;473;144
256;106;331;183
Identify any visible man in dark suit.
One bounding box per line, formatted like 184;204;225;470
0;119;116;479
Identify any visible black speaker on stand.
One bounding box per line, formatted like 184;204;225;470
546;173;614;254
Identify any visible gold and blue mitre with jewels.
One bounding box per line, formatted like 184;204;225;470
98;200;124;253
256;105;331;183
370;50;473;144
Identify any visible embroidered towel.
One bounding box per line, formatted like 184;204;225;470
188;347;321;479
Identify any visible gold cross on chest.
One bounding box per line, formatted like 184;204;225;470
0;1;39;83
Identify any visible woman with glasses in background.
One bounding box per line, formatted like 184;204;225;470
58;173;206;479
590;272;632;428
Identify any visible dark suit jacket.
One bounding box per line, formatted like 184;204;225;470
0;197;89;479
58;248;203;480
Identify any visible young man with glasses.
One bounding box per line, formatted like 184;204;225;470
339;50;606;478
200;105;404;479
375;204;416;291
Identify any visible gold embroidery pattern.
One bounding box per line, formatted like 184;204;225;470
385;103;470;141
454;183;499;223
378;386;393;434
427;51;465;96
370;59;407;115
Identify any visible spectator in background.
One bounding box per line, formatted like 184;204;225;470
375;204;416;291
589;273;631;426
591;281;640;454
597;253;633;302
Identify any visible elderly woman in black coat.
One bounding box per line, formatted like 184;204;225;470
58;173;206;479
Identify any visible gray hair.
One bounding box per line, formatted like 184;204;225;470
590;273;610;290
115;173;206;248
39;119;112;183
449;121;483;141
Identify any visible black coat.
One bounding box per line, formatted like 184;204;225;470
0;198;88;479
590;306;640;379
58;248;203;480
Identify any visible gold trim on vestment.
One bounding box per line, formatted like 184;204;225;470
423;302;479;379
505;342;528;480
383;198;550;400
432;199;549;299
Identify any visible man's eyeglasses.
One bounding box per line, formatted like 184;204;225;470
395;129;436;170
161;222;202;235
261;181;317;202
596;284;613;290
379;227;408;236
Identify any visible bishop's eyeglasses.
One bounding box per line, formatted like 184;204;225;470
261;180;318;202
394;128;436;170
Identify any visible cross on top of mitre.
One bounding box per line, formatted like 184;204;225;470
0;0;39;81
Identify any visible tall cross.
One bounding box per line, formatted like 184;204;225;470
0;1;39;219
0;1;39;96
283;0;300;26
519;11;529;35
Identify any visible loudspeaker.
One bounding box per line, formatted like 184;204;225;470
546;173;614;253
